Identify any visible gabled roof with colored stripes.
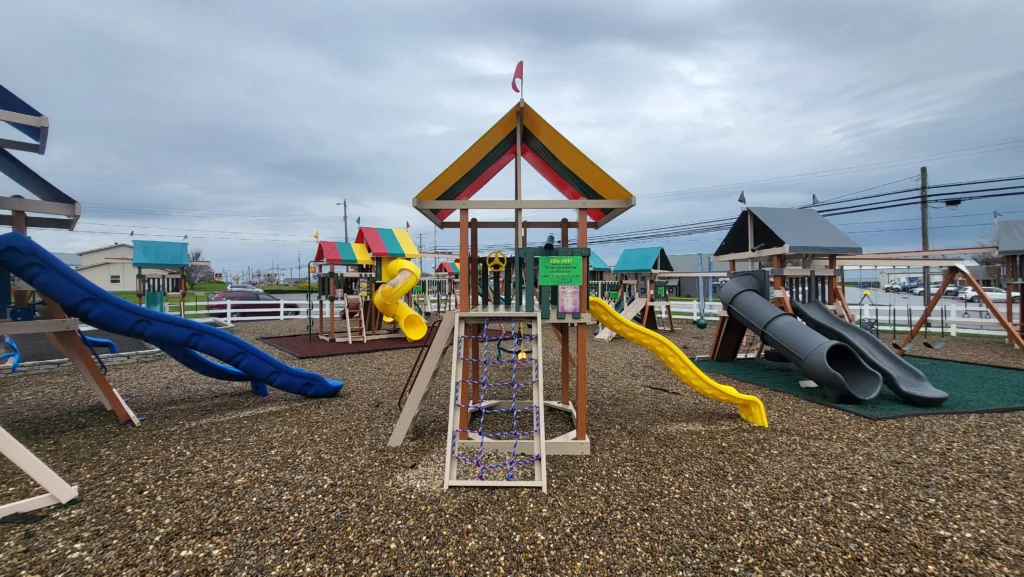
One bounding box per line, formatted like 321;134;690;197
354;227;420;259
589;252;611;272
436;261;460;275
614;247;673;274
315;241;372;265
414;101;634;226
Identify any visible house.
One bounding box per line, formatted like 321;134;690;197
74;242;212;292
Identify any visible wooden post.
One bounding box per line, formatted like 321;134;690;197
576;209;588;440
560;219;571;405
827;255;837;305
318;265;324;337
1006;256;1015;338
458;210;470;439
772;255;789;312
10;202;29;308
328;264;336;340
470;219;480;404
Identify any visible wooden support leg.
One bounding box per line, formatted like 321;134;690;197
956;267;1024;351
576;209;588;440
560;324;570;405
458;210;470;440
899;267;956;355
471;324;480;404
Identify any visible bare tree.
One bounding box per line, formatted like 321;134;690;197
184;247;214;289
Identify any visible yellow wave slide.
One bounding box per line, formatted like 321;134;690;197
588;296;768;427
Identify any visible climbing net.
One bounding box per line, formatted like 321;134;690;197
452;317;541;481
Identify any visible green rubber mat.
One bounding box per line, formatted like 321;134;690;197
695;357;1024;420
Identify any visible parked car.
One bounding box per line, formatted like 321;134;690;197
960;287;1019;303
208;291;301;317
910;284;943;296
943;285;961;296
883;281;904;292
226;283;264;293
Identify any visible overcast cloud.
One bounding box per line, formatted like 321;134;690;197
3;0;1023;277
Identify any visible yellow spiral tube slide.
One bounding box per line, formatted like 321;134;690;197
588;296;768;427
373;258;428;342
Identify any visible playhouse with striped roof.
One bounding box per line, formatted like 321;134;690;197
309;226;426;346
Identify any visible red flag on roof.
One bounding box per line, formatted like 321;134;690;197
511;61;523;93
406;221;410;229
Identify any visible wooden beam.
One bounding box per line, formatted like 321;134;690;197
414;198;635;210
710;245;790;263
576;208;588;441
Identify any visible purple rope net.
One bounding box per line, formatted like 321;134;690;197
452;318;541;481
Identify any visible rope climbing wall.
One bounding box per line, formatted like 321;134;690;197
443;312;547;491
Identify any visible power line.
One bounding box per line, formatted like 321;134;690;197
637;139;1024;199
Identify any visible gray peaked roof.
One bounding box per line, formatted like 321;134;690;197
714;207;862;256
997;219;1024;255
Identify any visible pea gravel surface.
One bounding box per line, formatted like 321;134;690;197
1;318;1023;576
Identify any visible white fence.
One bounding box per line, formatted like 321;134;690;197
656;301;1019;337
170;296;1018;338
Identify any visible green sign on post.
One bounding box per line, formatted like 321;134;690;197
538;256;583;286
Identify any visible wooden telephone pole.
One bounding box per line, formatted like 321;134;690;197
920;166;930;305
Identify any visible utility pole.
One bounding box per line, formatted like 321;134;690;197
417;232;425;274
920;166;931;306
343;200;349;243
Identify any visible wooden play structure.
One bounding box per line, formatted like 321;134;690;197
388;95;637;490
894;226;1024;353
594;247;674;340
308;226;426;344
0;83;139;519
133;240;189;316
709;207;861;361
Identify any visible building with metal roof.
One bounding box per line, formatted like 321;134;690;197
998;220;1024;256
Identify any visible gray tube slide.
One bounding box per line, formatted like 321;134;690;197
719;274;883;403
792;299;948;407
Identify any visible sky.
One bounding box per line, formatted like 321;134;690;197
3;0;1023;279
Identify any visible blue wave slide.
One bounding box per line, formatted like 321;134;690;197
0;232;341;398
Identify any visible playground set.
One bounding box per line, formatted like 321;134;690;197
0;82;341;519
308;226;427;346
388;95;769;491
133;239;190;316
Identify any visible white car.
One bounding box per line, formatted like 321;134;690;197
910;284;943;296
960;287;1019;303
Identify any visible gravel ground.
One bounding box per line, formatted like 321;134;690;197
2;318;1023;575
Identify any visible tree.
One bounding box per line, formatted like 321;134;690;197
184;247;214;289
